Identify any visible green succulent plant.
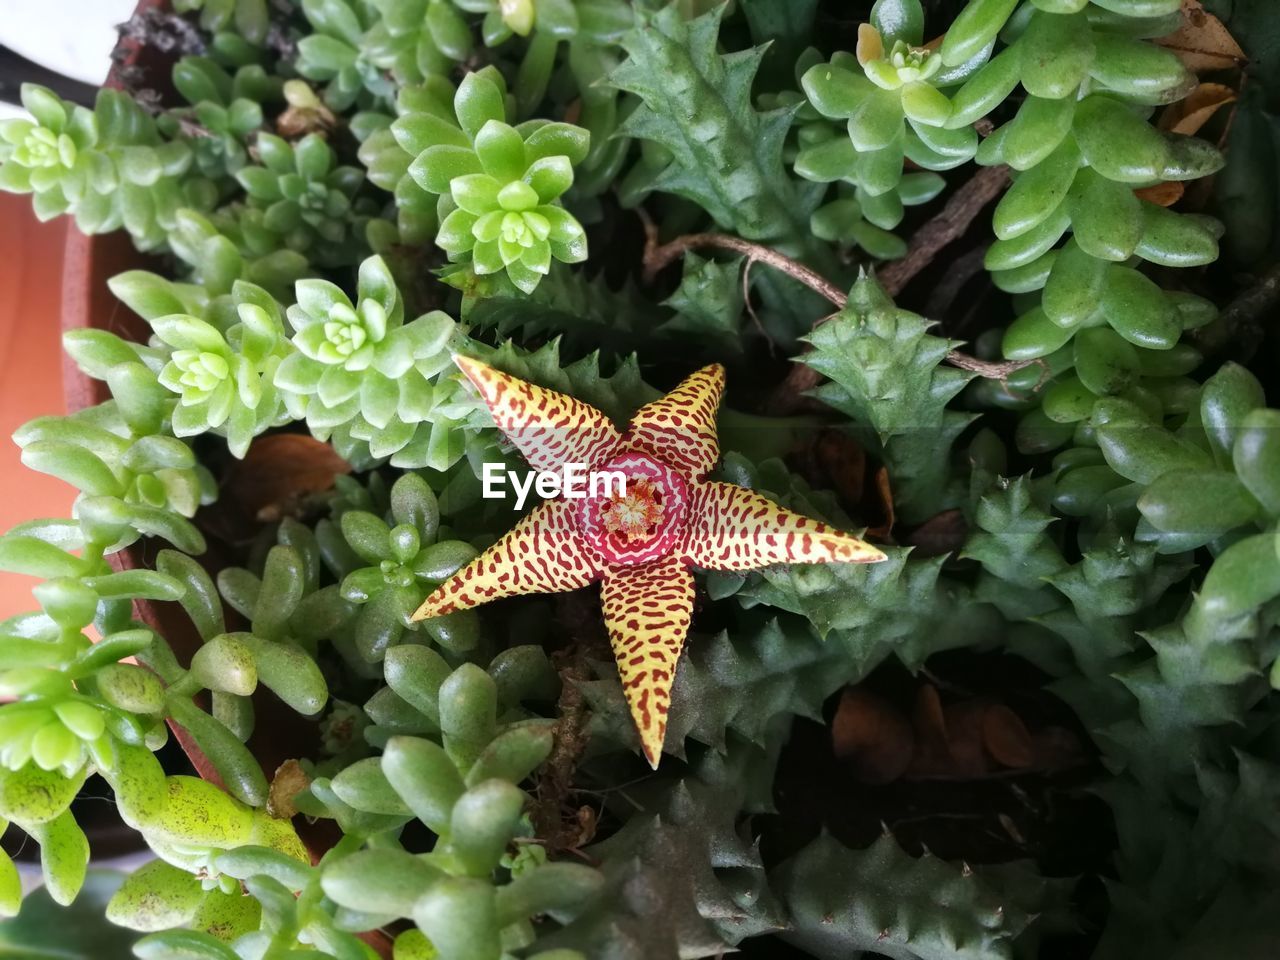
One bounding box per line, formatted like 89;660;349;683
159;57;279;180
0;84;197;251
0;86;90;196
809;172;945;259
167;208;311;302
234;132;366;266
333;473;480;661
275;254;465;467
2;0;1277;957
398;69;590;292
304;650;596;957
797;0;987;197
363;0;476;86
296;0;396;110
172;0;273;47
356;81;449;245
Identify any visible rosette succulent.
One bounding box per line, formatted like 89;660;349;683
0;83;201;251
399;69;590;292
798;0;985;195
363;0;475;85
330;472;479;661
160;57;278;180
275;255;463;467
295;0;395;110
142;285;292;458
0;85;90;204
233;132;365;266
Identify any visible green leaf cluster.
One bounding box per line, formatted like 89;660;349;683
0;84;199;251
301;651;599;959
799;0;988;197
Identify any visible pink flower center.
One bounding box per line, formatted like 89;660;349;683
574;451;689;566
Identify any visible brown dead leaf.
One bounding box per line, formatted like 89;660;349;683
1135;181;1187;207
831;687;914;785
982;704;1036;769
911;684;949;765
865;467;896;539
268;759;310;819
857;23;885;66
814;429;867;506
1157;0;1246;74
902;509;968;556
938;702;989;779
1159;81;1238;135
276;104;337;140
570;805;598;848
225;433;352;522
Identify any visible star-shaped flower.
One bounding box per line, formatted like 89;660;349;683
413;357;887;767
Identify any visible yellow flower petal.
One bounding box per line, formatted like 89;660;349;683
411;500;600;620
624;363;725;478
600;557;694;769
455;355;623;472
677;481;887;570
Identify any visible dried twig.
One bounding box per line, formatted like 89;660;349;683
768;166;1014;410
945;351;1049;388
637;208;846;305
877;165;1011;297
635;203;1040;411
532;592;608;853
925;245;990;325
1193;259;1280;361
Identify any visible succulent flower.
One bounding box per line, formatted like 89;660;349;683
274;255;464;467
398;69;590;293
413;358;886;766
233;132;365;266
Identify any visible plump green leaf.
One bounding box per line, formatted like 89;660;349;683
107;859;204;931
320;849;443;917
